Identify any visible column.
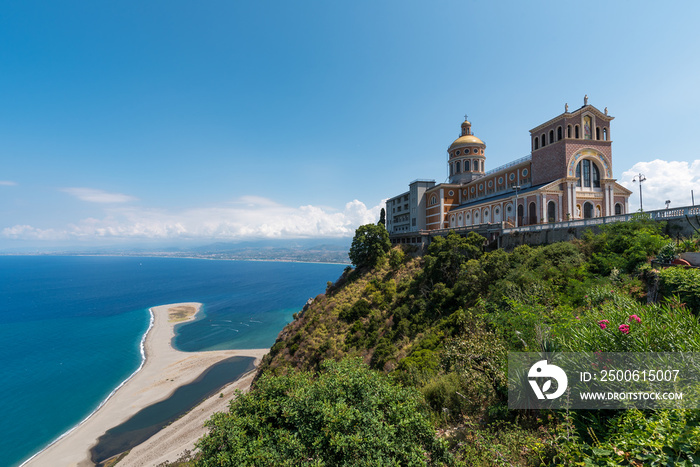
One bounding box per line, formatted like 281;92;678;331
439;188;444;229
541;193;547;223
558;192;563;222
603;184;608;215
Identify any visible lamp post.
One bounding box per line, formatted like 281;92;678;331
512;185;521;227
632;173;646;211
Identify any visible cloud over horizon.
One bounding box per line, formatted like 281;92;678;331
620;159;700;211
1;196;383;243
61;187;139;204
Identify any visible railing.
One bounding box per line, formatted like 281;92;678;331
427;223;503;237
484;154;532;176
502;205;700;235
392;205;700;241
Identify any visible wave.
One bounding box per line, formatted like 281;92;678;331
19;308;154;467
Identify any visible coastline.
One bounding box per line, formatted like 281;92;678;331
24;303;268;467
0;253;351;266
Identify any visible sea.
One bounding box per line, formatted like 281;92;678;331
0;255;346;467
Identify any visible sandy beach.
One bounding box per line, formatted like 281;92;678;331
24;303;267;467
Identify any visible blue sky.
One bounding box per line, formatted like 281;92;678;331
1;1;699;250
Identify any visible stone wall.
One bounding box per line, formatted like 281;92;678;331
496;217;700;251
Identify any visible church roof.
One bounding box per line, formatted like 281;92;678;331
454;183;549;210
448;134;485;150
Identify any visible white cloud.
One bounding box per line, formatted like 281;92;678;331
61;187;138;203
1;225;68;241
620;160;700;211
1;197;383;242
0;181;18;186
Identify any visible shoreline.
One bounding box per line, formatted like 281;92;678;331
0;253;352;266
24;302;268;467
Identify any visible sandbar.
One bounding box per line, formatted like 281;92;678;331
24;302;268;467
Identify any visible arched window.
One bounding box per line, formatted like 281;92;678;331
596;127;601;140
575;125;580;138
592;162;600;187
603;128;608;141
456;161;461;173
549;130;554;144
465;160;470;171
541;134;546;147
575;163;581;186
567;125;572;138
575;159;601;188
450;163;453;176
547;201;556;223
528;202;537;225
474;160;480;171
615;203;622;215
430;195;437;205
534;137;539;150
557;126;563;141
583;202;594;219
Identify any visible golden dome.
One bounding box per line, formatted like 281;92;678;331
449;134;485;150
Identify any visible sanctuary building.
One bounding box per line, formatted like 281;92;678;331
386;98;632;239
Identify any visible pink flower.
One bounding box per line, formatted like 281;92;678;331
619;324;630;334
598;319;609;330
629;314;641;323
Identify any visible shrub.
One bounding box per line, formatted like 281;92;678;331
338;298;371;323
421;372;467;422
585;216;668;274
658;267;700;314
394;348;440;386
655;241;679;263
557;295;700;352
424;231;484;287
196;358;453;466
388;247;406;268
569;409;700;465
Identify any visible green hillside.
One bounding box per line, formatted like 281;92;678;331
195;217;700;466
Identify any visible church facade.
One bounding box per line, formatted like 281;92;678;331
386;99;633;238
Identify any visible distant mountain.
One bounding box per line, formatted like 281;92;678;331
1;238;353;263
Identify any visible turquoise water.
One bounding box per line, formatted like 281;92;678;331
0;256;345;467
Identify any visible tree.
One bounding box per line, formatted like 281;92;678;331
424;231;485;287
196;358;452;467
378;207;386;226
349;223;391;268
